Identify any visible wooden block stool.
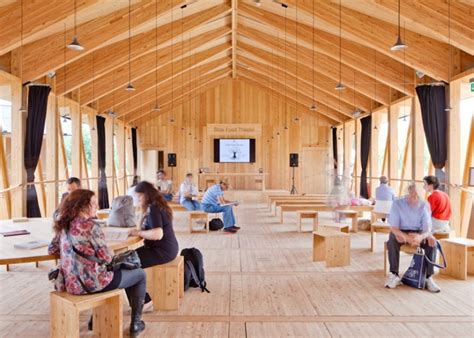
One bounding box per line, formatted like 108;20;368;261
296;211;318;232
312;230;350;267
50;289;123;338
146;256;184;311
188;211;209;233
440;238;474;280
370;223;391;252
336;210;359;232
318;222;350;234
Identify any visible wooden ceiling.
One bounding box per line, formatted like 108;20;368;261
0;0;473;125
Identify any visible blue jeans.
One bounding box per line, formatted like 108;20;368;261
162;193;173;201
181;199;201;211
201;203;235;229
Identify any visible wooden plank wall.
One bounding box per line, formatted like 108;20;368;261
138;79;332;190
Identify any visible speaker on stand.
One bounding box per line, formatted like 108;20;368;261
289;153;298;195
168;153;176;180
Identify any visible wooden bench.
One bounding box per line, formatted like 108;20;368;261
170;203;188;212
383;232;451;275
50;289;123;338
370;212;390;252
317;222;350;234
440;238;474;280
273;199;328;216
296;211;318;232
313;230;350;267
280;204;333;224
336;210;359;232
267;194;327;210
145;256;184;311
188;211;210;233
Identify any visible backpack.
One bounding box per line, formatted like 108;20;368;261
180;248;210;293
209;218;224;231
107;196;136;227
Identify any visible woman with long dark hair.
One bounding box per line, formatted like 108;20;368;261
130;181;179;311
48;189;147;336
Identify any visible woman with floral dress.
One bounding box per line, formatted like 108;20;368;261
48;189;146;336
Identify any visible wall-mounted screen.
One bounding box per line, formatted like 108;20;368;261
213;139;256;163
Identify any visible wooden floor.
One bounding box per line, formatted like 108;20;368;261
1;191;473;337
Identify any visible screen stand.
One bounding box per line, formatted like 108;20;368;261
290;166;298;195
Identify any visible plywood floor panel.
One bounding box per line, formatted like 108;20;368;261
246;322;331;337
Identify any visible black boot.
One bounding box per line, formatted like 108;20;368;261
130;301;146;336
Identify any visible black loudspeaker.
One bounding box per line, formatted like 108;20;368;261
289;153;299;167
168;153;177;167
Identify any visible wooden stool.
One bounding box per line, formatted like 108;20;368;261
205;179;215;189
145;256;184;311
188;211;209;233
336;210;359;232
318;222;350;234
96;209;110;220
50;289;123;338
440;238;474;280
312;230;350;267
370;223;391;252
296;211;318;232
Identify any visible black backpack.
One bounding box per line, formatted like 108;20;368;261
180;248;210;293
209;218;224;231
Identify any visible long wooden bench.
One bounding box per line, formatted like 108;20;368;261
145;256;184;311
272;199;328;216
279;204;334;224
50;289;123;338
267;194;327;209
269;195;328;211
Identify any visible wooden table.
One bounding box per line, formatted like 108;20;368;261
198;172;269;191
0;218;142;271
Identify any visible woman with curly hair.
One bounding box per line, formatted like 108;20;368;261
48;189;147;336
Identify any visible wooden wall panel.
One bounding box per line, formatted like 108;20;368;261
137;79;332;191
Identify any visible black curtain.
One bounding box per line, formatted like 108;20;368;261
332;127;338;170
96;116;109;209
416;85;447;169
131;127;138;174
24;85;51;217
359;116;371;199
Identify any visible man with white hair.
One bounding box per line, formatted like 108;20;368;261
374;176;395;215
385;183;439;292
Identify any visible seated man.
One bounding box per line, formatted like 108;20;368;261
156;170;173;202
374;176;395;215
61;177;81;202
179;173;201;211
201;181;239;233
423;175;452;233
385;183;439;292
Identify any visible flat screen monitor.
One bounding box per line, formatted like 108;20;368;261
213;139;256;163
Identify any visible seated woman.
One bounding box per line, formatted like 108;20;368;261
48;189;147;336
179;173;201;211
130;181;179;310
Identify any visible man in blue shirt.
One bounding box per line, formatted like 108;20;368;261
374;176;395;216
201;181;240;233
385;183;439;292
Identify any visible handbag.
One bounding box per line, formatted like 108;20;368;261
401;241;447;289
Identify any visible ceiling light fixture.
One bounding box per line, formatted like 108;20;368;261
153;0;160;112
67;0;84;51
391;0;407;51
125;0;135;91
335;0;345;91
309;0;317;111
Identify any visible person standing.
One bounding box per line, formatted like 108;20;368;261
201;181;240;234
179;173;201;211
423;175;452;233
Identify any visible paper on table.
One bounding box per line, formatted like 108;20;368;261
103;229;130;241
14;240;50;250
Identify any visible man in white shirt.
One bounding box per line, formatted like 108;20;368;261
179;173;201;211
156;170;173;201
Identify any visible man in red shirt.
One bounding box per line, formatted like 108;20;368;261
423;176;452;233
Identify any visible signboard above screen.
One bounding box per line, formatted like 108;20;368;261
213;139;256;163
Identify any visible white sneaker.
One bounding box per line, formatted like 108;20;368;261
384;272;402;289
143;301;154;313
425;277;441;293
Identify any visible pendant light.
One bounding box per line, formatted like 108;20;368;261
67;0;84;51
152;0;160;112
335;0;345;91
309;0;317;111
445;0;452;112
390;0;407;51
125;0;135;91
